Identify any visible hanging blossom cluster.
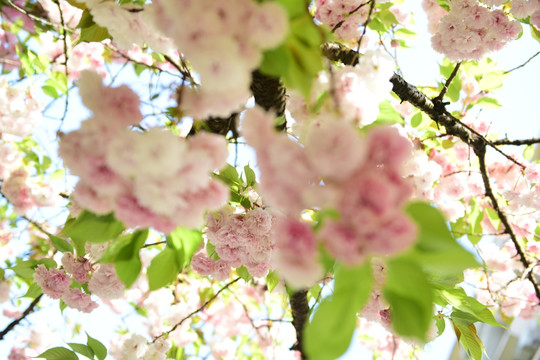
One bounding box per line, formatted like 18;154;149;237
32;252;126;313
192;207;275;279
150;0;289;118
243;105;417;287
59;71;229;232
430;0;521;61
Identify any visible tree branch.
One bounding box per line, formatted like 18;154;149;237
290;289;309;359
321;41;540;302
153;277;240;342
0;294;43;341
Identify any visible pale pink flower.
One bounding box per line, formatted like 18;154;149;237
272;217;323;288
61;252;92;284
88;264;125;299
61;288;98;313
33;264;72;299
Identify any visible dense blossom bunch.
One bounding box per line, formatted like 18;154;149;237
0;78;42;137
465;240;540;319
59;71;229;232
192;207;275;279
243;105;417;285
431;0;521;60
314;0;371;40
288;50;394;128
32;252;127;313
81;0;173;54
150;0;288;118
1;168;60;215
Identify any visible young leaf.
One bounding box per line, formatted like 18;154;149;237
383;258;433;341
167;227;203;270
147;247;179;291
67;343;94;359
304;261;373;360
36;347;79;360
86;332;107;360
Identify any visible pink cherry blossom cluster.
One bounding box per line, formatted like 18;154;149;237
59;71;229;232
0;78;42;138
33;263;97;313
1;168;60;215
465;240;540;320
192;207;275;279
109;334;170;360
243;106;417;285
288;50;394;128
314;0;372;40
430;0;521;61
150;0;289;118
481;0;540;28
39;33;107;81
422;0;448;34
81;0;173;54
33;253;126;312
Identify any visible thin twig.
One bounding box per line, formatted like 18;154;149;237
153;277;241;341
433;62;461;103
353;0;376;62
0;294;43;340
505;51;540;73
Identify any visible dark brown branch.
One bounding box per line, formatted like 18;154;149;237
153;277;240;342
474;146;540;303
321;41;540;300
433;61;461;103
290;289;309;359
492;138;540;146
250;70;287;130
0;294;43;341
322;42;524;167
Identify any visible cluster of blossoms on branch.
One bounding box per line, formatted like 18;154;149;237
149;0;289;118
430;0;521;61
59;71;229;232
192;206;275;279
3;0;540;359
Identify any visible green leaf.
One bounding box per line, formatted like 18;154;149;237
438;287;502;328
49;235;74;253
86;333;107;360
400;202;479;280
22;282;42;298
473;97;502;109
275;0;308;19
452;322;485;360
478;71;507;91
436;316;446;336
265;270;280;292
36;347;79;360
62;211;125;256
383;258;433;340
67;343;94;359
42;85;60;98
167;227;203;270
236;265;251;282
147;247;179;291
304;261;373;360
244;165;256;187
375;100;404;124
100;229;148;288
259;45;290;77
